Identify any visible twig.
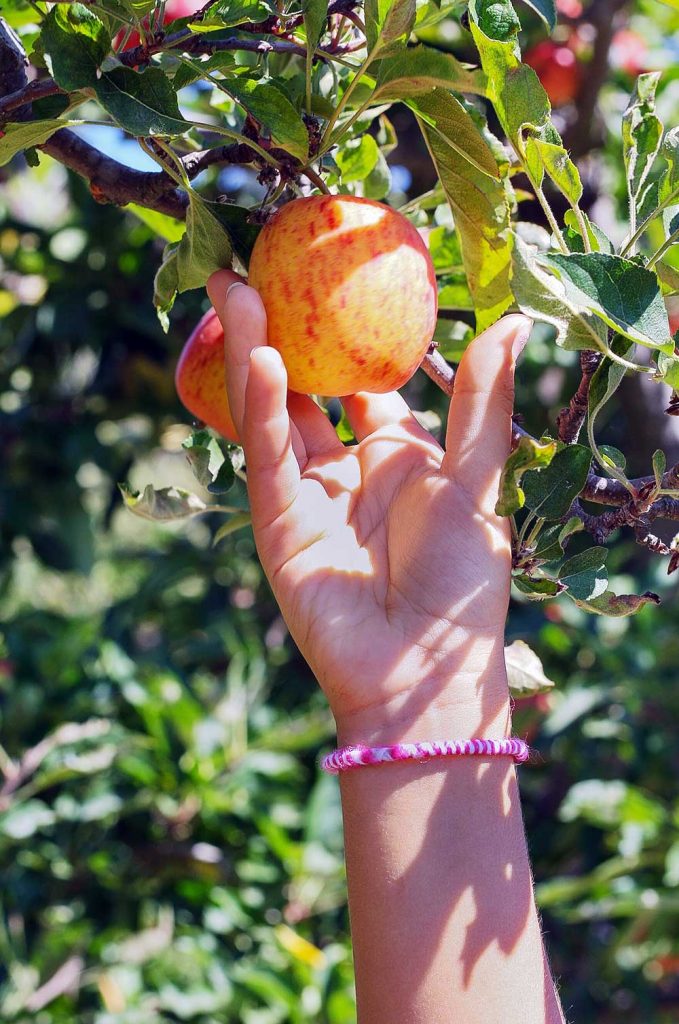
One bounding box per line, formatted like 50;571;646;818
422;347;455;395
556;350;602;443
0;76;63;119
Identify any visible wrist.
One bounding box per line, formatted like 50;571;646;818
334;661;512;748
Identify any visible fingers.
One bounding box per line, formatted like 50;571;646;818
242;346;301;530
207;272;264;437
442;314;532;506
287;392;343;459
341;391;432;443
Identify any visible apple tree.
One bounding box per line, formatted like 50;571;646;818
1;0;679;630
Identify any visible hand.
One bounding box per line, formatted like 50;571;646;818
207;271;531;744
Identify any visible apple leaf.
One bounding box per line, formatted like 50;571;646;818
42;3;110;91
95;66;191;137
119;483;209;521
511;233;608;350
0;119;83;166
659;126;679;235
406;89;499;179
365;0;416;54
526;137;583;206
127;204;185;243
182;430;236;493
418;112;513;330
495;435;557;517
572;589;661;617
217;77;308;161
213;512;252;545
504;639;556;697
587;335;635;458
558;547;609;602
531;516;583;563
656;349;679;389
512;575;562;599
336;134;380;183
515;0;556;30
470;0;521;41
623;73;663;223
522;443;592;520
208;0;275;27
373;46;488;102
652;449;667;488
539;252;673;353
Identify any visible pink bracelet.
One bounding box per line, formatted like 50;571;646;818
320;738;530;774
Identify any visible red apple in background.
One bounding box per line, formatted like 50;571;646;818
115;0;204;52
524;40;582;106
556;0;583;17
610;29;649;77
175;309;240;443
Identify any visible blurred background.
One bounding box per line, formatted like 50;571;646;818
2;0;679;1020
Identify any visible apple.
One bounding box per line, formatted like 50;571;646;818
524;40;582;106
247;195;438;397
175;308;239;443
610;29;648;77
115;0;204;52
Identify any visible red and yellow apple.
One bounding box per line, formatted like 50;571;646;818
175;308;239;443
175;195;438;438
247;194;438;397
524;40;582;106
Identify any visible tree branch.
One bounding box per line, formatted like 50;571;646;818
556;350;601;443
40;129;190;217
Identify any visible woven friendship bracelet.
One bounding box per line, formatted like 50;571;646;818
320;738;530;774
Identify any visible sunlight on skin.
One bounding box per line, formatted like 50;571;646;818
206;271;565;1023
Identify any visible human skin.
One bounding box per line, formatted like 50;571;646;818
207;269;566;1024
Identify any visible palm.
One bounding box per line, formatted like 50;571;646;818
258;420;511;718
206;273;529;727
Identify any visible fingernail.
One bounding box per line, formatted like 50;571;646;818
225;281;247;303
512;319;533;359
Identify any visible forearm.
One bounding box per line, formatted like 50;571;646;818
335;686;566;1024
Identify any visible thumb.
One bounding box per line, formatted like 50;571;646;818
441;314;532;510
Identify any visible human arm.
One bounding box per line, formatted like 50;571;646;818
206;270;567;1024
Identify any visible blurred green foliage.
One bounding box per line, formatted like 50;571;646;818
2;0;679;1020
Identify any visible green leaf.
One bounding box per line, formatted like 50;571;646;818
652;449;666;488
213;512;252;545
495;435;557;516
95;66;191;136
205;200;261;268
127;203;185;243
362;147;392;199
505;639;556;697
656;349;679;389
119;483;209;521
572;589;660;616
209;0;275;26
418;107;513;329
559;546;609;601
303;0;328;53
374;46;487;102
0;119;83;166
563;209;614;255
588;335;634;442
540;252;673;352
181;429;231;490
659;126;679;235
219;78;308;161
407;88;498;180
598;445;626;471
175;192;234;291
511;233;609;351
336;134;380;183
523;443;592;520
42;3;110;90
365;0;417;53
471;0;521;41
153;244;179;330
623;73;663;221
512;574;561;599
526;137;583;206
516;0;556;30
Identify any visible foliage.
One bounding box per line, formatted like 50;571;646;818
2;0;679;1020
